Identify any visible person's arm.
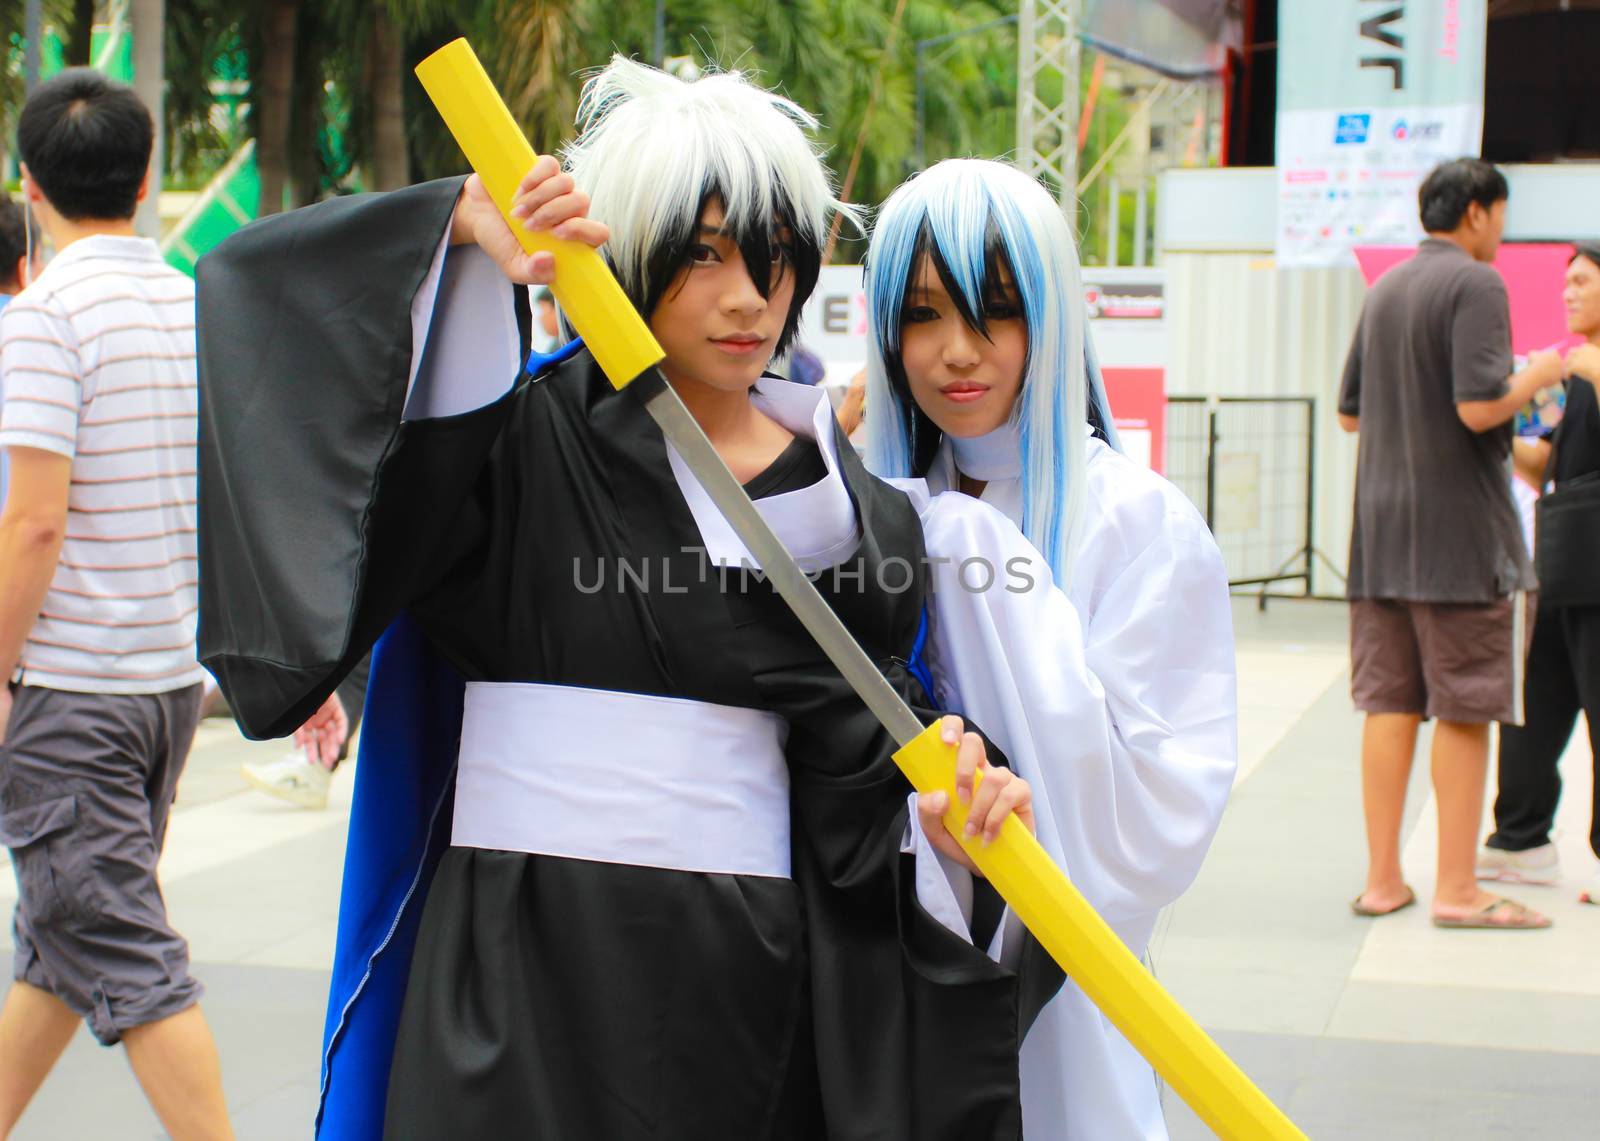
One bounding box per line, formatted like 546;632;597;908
0;447;70;740
403;164;607;421
1452;273;1562;432
1564;342;1600;385
1336;312;1364;435
0;293;81;740
1513;437;1552;486
1458;350;1564;433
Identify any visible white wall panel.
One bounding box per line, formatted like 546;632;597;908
1163;251;1364;592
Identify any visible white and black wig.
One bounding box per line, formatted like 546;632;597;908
563;56;858;356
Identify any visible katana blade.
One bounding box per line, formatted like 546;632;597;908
629;369;927;747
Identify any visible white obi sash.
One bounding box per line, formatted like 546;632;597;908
451;681;792;879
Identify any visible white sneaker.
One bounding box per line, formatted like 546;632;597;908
1476;843;1560;885
241;753;332;810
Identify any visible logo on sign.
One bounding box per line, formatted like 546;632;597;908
1392;118;1444;142
1334;113;1371;145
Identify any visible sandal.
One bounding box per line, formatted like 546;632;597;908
1351;886;1416;917
1431;897;1552;929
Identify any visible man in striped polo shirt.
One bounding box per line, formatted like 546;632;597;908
0;71;231;1139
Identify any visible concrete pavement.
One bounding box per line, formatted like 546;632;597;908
5;599;1597;1138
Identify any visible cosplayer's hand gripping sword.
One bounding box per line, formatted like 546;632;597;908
415;38;1307;1141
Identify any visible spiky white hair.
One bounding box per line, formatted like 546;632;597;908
562;55;859;317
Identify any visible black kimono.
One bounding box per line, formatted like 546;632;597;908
195;177;1059;1140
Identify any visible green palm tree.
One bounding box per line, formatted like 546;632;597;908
156;0;1029;239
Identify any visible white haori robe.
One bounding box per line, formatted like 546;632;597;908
901;422;1237;1141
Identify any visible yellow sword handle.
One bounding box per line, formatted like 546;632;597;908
414;38;664;390
895;724;1308;1141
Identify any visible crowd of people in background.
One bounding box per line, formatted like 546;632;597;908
1340;158;1600;928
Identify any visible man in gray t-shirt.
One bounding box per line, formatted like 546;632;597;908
1339;158;1563;930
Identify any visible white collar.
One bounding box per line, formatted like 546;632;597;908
46;233;162;269
949;419;1023;481
935;419;1099;491
667;377;861;570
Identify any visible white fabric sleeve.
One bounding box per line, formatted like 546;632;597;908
920;489;1236;945
900;790;975;935
402;231;524;421
898;790;1025;970
0;295;82;458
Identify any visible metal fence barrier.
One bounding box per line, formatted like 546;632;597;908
1166;396;1335;602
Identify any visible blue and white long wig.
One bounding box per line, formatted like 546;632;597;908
863;158;1117;590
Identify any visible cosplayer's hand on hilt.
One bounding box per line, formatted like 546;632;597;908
916;715;1036;876
451;159;610;286
417;40;664;388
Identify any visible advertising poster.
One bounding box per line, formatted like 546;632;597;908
1277;1;1487;268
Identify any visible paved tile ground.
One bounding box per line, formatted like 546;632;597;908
5;598;1597;1138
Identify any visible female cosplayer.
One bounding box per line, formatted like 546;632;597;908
197;66;1050;1140
863;158;1238;1140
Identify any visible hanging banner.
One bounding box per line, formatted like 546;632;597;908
1276;1;1487;268
1081;0;1242;78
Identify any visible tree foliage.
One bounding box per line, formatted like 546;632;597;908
12;1;1150;261
153;0;1031;224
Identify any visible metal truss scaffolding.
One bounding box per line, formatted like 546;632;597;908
1016;0;1080;204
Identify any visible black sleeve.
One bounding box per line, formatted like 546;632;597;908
782;668;1061;1141
768;460;1061;1140
1452;272;1515;404
1337;307;1364;418
195;176;522;739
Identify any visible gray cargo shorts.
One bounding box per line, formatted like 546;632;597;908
0;684;204;1045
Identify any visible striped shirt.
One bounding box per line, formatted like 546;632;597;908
0;234;203;694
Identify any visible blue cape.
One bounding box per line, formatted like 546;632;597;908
313;338;589;1138
314;615;460;1138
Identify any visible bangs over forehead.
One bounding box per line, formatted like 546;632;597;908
904;217;1022;346
867;163;1050;365
564;56;859;354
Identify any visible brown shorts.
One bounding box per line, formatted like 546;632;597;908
1350;594;1534;725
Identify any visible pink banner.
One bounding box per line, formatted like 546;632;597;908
1353;243;1582;356
1103;368;1166;474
